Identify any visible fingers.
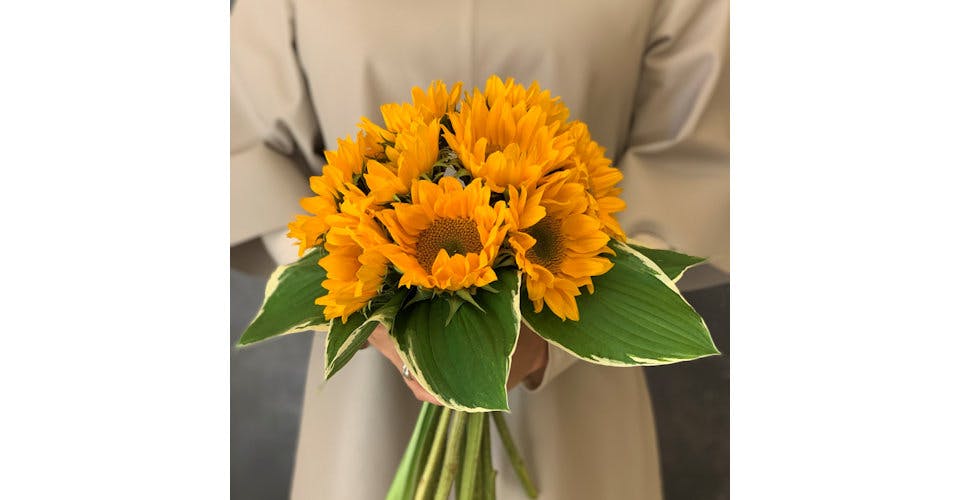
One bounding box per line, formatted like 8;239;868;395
367;324;442;405
402;376;442;405
367;325;403;369
506;324;549;390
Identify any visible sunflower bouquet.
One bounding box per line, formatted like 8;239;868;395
238;76;719;499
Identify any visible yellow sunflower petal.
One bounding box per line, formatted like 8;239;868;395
364;160;406;204
542;280;581;321
412;80;463;122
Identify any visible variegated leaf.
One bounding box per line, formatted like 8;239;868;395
391;270;522;412
324;291;405;380
626;240;707;282
521;240;718;366
237;248;329;347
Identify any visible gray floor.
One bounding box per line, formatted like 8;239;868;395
230;261;729;500
646;284;730;500
231;268;312;500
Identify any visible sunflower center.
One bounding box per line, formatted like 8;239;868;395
416;218;484;270
525;216;565;272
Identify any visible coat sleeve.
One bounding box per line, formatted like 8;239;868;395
525;0;729;392
617;0;730;273
230;0;322;246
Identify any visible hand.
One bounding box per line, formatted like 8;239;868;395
365;324;441;405
365;323;549;404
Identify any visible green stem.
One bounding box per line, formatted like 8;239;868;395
480;414;496;500
455;416;468;496
434;411;468;500
457;413;485;500
491;413;538;499
388;402;441;500
414;407;451;500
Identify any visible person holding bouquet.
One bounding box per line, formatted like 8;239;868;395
230;0;729;498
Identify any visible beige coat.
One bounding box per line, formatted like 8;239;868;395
231;0;728;498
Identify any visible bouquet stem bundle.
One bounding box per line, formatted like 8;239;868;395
390;403;537;500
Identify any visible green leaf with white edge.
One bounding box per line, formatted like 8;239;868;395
324;291;405;380
521;240;719;366
626;240;707;282
392;270;522;412
237;248;329;347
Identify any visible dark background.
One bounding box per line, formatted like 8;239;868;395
231;240;730;500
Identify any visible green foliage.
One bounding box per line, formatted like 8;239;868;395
324;291;406;380
521;241;719;366
625;241;706;282
237;248;329;347
392;270;522;412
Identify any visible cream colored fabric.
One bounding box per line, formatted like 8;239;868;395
231;0;728;498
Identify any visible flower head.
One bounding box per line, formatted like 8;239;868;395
377;177;510;291
363;118;441;204
561;122;627;241
443;76;575;193
508;173;614;321
316;193;390;322
287;136;367;255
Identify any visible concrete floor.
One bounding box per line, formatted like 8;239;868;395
646;284;730;500
231;268;312;500
230;261;729;500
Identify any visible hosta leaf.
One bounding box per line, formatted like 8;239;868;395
392;270;522;412
522;240;719;366
324;291;405;380
236;248;329;347
626;240;706;282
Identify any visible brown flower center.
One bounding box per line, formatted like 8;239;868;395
525;216;565;272
416;217;484;271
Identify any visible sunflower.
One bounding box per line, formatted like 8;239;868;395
507;174;614;321
377;177;510;292
315;193;390;322
443;76;575;193
364;118;441;204
357;103;423;164
562;122;627;241
287;136;367;255
357;80;461;161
